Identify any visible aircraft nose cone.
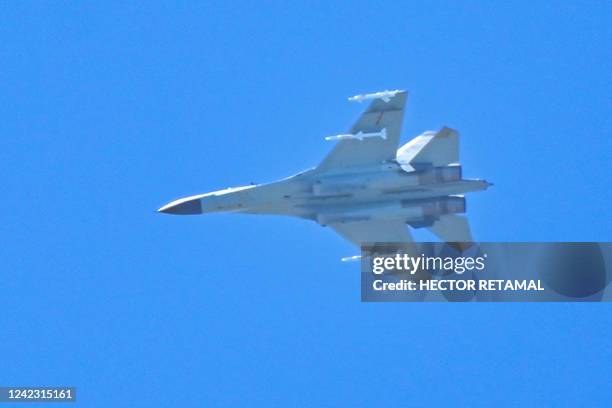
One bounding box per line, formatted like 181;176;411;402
158;197;202;215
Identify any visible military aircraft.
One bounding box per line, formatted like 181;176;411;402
158;90;491;258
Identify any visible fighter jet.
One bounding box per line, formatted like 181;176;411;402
158;90;491;255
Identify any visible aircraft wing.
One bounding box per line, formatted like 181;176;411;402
427;214;473;242
317;91;408;171
329;219;414;247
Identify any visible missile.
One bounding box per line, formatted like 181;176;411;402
325;128;387;142
341;255;362;262
348;89;403;103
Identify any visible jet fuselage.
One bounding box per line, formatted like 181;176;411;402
158;161;490;228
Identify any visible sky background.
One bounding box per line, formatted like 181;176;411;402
2;1;612;406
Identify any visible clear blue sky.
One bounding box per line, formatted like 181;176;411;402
2;1;611;406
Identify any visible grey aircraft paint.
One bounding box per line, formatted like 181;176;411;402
158;90;491;249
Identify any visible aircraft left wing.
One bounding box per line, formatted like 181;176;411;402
317;91;408;171
329;219;414;247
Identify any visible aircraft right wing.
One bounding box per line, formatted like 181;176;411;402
427;214;473;242
329;219;414;247
330;215;473;248
317;91;408;171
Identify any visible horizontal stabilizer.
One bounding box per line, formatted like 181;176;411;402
397;127;459;169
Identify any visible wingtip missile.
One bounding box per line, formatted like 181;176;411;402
325;133;354;141
341;255;362;262
348;89;404;103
